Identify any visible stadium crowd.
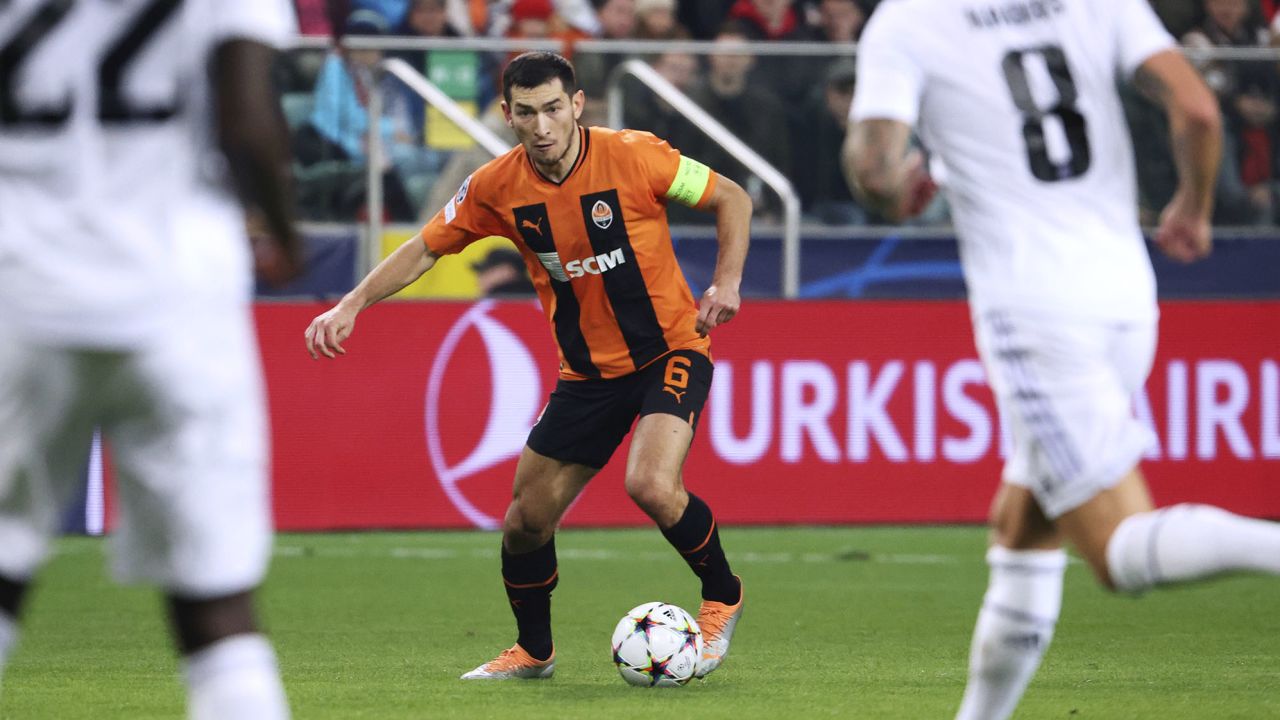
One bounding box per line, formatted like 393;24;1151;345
281;0;1280;227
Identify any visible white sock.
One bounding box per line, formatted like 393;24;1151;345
0;611;16;688
183;634;289;720
955;545;1067;720
1106;503;1280;593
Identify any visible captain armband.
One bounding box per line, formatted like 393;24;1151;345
664;155;712;208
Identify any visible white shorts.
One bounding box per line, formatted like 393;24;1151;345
973;309;1157;519
0;305;271;598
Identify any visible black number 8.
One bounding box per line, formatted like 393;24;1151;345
1001;45;1091;182
1;0;185;128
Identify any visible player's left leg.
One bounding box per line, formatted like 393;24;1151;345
0;576;26;688
167;590;286;720
462;448;597;678
627;351;741;677
108;306;287;719
1043;314;1280;592
1056;467;1280;592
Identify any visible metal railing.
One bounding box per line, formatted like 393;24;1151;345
365;57;513;275
293;34;1280;61
292;36;1280;264
606;59;802;298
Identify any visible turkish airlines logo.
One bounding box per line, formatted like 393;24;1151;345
591;199;613;229
424;301;544;529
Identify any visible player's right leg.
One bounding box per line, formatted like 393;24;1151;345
0;335;99;693
955;484;1066;720
461;447;598;680
464;375;631;680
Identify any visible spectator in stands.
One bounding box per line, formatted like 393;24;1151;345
294;0;336;36
685;23;790;222
507;0;556;38
635;0;685;38
1184;0;1279;223
488;0;603;37
804;0;864;41
726;0;802;40
1152;0;1201;38
295;9;421;220
391;0;464;88
594;0;638;38
623;47;701;153
577;0;638;95
402;0;460;35
784;0;866;128
473;248;537;297
444;0;492;35
677;0;735;39
792;60;866;224
355;0;411;27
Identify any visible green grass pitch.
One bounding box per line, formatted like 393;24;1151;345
3;527;1277;718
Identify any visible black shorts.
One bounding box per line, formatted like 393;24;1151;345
526;349;713;469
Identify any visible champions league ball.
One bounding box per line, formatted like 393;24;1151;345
610;602;702;687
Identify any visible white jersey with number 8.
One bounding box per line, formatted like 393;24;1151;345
851;0;1175;321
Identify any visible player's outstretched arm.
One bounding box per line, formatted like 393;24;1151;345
305;235;439;359
842;119;937;224
212;39;301;285
696;173;751;335
1134;49;1222;264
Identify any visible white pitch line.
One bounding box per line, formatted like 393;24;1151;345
270;545;968;565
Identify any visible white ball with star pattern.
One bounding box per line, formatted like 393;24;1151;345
610;601;703;687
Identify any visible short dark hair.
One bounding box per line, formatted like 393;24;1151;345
502;52;577;104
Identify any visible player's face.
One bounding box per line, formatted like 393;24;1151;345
504;79;585;172
1205;0;1246;31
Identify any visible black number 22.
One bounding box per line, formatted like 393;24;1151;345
1001;45;1091;182
0;0;184;128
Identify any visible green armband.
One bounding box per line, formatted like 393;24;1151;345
664;155;712;207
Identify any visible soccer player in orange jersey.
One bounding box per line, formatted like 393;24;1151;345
305;51;752;681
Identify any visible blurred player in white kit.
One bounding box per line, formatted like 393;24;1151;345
0;1;301;717
844;0;1280;717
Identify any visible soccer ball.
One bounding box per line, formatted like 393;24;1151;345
610;601;702;687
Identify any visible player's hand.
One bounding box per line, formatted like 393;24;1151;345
696;283;740;336
248;214;304;287
1154;192;1213;264
305;302;358;359
895;149;939;221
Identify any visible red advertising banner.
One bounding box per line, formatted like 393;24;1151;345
259;300;1280;530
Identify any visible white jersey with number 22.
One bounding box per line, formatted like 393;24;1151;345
0;0;294;348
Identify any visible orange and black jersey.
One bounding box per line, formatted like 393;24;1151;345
422;126;719;380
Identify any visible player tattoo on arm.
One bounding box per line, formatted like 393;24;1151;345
843;119;937;223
